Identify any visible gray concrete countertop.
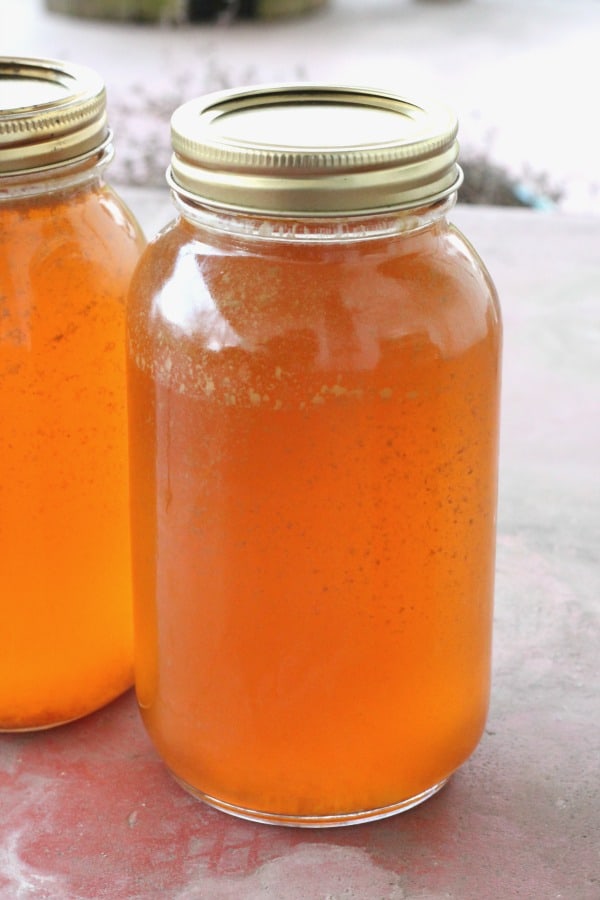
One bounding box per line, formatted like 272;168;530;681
1;194;598;899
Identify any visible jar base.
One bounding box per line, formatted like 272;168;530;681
170;773;449;828
0;719;77;733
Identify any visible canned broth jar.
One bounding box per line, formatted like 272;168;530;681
127;84;502;826
0;58;146;730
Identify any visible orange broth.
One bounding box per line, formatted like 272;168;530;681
128;216;501;816
0;182;145;729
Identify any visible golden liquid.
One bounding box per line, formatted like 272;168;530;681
0;181;145;729
128;217;501;816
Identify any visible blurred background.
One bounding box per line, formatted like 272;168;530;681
1;0;599;214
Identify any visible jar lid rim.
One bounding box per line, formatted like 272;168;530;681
0;56;109;175
169;83;462;215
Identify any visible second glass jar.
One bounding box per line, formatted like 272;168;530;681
0;57;146;731
127;85;502;826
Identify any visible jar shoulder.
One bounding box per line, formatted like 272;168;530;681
96;183;147;247
1;182;146;340
0;180;144;251
128;218;500;362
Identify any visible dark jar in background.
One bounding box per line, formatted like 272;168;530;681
45;0;328;22
0;57;146;730
127;84;502;826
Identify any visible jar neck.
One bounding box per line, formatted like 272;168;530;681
0;140;114;202
171;192;456;244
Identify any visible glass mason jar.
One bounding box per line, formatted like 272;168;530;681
127;85;502;826
0;57;146;730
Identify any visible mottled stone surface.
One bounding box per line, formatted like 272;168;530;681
0;198;598;899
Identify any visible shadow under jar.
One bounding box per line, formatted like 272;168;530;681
127;84;502;826
0;57;146;731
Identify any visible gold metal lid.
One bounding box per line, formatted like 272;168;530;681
0;57;109;175
169;84;462;216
